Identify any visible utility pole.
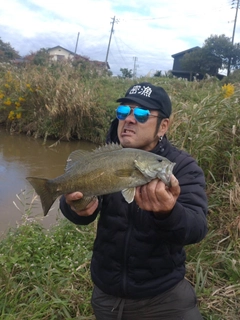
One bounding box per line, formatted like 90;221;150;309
232;0;240;44
133;57;138;79
227;0;240;75
105;16;117;65
74;32;80;56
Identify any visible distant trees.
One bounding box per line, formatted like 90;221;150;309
0;38;20;62
24;48;50;66
119;68;133;78
154;70;162;77
180;34;240;76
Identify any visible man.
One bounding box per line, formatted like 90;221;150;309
60;82;208;320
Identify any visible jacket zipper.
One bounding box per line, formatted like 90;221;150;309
122;202;137;296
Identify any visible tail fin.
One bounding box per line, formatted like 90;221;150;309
26;177;57;216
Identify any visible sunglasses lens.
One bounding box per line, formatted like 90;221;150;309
116;105;131;120
134;108;150;123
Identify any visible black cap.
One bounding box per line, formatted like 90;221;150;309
116;82;172;118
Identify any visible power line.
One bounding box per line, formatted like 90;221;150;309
112;35;130;65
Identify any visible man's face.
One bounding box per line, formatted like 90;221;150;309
117;103;168;151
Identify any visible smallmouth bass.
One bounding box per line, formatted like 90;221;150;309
26;143;175;216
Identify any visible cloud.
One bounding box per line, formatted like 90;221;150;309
0;0;237;76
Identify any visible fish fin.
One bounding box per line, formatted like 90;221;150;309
65;143;122;172
26;177;56;216
122;188;135;203
92;143;122;154
71;196;97;211
66;150;90;171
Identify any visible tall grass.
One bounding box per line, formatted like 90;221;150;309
0;63;130;142
0;64;240;319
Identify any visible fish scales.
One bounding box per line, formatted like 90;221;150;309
26;143;175;216
48;149;146;196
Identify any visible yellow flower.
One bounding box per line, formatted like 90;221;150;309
18;97;25;102
15;102;21;108
3;99;11;106
16;112;22;119
222;83;235;98
8;111;15;120
4;84;10;89
0;93;4;99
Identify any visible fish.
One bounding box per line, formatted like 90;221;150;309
26;143;175;216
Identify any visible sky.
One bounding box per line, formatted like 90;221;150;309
1;0;239;76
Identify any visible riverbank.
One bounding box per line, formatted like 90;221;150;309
1;66;240;319
0;129;98;236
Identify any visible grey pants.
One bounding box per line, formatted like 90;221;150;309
91;278;204;320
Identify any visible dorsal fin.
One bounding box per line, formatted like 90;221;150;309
65;143;122;172
92;143;122;154
65;149;90;172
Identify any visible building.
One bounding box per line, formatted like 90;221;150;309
171;47;201;80
48;45;110;75
48;46;76;61
171;46;225;81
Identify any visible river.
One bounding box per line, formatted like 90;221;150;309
0;128;97;237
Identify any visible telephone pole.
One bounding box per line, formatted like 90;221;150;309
133;57;138;79
227;0;240;75
74;32;80;56
231;0;240;44
105;16;117;65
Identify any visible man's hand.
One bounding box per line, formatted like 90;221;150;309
135;175;180;215
64;192;99;216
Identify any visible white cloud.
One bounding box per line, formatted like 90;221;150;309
0;0;237;76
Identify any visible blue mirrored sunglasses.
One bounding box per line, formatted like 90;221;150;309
116;105;160;123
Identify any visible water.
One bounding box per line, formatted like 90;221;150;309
0;128;97;237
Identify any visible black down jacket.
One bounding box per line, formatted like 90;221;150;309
60;120;208;299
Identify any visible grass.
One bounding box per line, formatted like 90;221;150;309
0;192;96;319
1;208;239;319
1;64;240;319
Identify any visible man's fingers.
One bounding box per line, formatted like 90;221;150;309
65;191;83;202
169;175;180;197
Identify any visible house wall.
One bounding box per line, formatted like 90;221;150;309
49;48;74;61
172;56;183;71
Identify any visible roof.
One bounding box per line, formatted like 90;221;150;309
171;46;201;58
48;46;75;55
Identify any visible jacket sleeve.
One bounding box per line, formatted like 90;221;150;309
150;154;208;245
59;195;100;225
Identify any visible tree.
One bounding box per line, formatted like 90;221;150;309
24;48;51;66
119;68;133;78
181;47;222;76
0;38;20;62
154;70;162;77
180;34;240;76
34;48;49;66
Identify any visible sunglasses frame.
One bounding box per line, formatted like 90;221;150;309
116;105;160;123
